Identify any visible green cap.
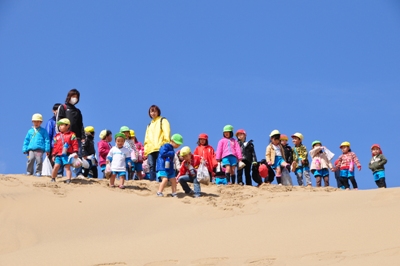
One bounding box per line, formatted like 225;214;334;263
120;126;130;132
223;125;233;132
171;134;183;145
115;133;126;140
312;140;321;147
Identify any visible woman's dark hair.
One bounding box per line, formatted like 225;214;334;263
65;88;80;104
148;105;161;118
223;131;233;138
197;139;209;146
53;103;61;111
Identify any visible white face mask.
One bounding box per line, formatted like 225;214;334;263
69;97;78;105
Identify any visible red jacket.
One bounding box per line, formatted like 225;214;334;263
52;131;79;156
178;154;201;178
193;145;218;176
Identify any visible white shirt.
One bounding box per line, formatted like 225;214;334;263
273;144;282;156
107;146;131;172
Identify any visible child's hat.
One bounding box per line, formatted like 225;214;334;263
291;132;304;140
312;140;321;147
171;134;183;145
340;141;350;148
180;146;191;157
32;113;43;121
198;133;208;140
120;126;130;133
371;144;381;150
235;129;246;136
115;132;126;140
269;129;280;137
258;164;268;178
85;126;95;133
57;118;70;126
99;129;108;139
223;125;233;132
130;130;135;137
280;134;288;141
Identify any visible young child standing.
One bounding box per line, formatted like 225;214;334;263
279;134;293;185
120;126;138;180
291;132;312;187
177;146;202;197
22;113;51;177
335;141;361;190
156;134;183;197
106;133;132;189
82;126;98;178
98;129;112;178
130;130;144;180
51;118;79;183
266;130;291;180
236;129;258;186
309;141;334;187
193;133;217;182
368;144;387;188
216;125;243;185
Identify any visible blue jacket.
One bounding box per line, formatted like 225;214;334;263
156;143;175;173
22;127;50;153
45;116;56;147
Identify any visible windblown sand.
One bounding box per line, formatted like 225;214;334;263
1;174;399;266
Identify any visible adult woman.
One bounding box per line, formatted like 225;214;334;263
144;105;171;181
57;89;85;177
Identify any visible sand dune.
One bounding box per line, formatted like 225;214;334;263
1;174;399;266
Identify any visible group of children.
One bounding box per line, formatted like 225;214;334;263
23;114;389;196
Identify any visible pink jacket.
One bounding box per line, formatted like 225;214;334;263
216;138;243;161
135;140;144;163
98;140;112;166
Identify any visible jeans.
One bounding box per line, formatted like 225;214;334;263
178;175;200;195
147;152;159;181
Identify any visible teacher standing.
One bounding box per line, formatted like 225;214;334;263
144;105;171;181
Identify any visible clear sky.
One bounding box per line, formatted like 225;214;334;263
1;0;399;189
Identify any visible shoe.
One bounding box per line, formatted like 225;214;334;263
77;174;85;179
109;184;116;188
26;172;32;175
51;178;56;182
278;183;282;186
194;194;202;198
65;179;71;184
119;185;125;189
157;192;164;197
354;188;358;190
35;173;41;177
57;174;63;178
185;190;194;195
238;182;244;186
171;193;178;197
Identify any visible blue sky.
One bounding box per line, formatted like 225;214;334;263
1;0;399;189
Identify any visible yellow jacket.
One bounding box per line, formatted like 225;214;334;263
265;143;287;164
144;116;171;155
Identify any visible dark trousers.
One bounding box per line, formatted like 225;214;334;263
340;176;358;189
375;178;387;188
147;152;159;181
237;161;252;185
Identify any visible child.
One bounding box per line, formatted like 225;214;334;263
51;118;79;183
120;126;138;180
193;133;217;182
177;146;202;197
130;130;144;180
291;132;312;187
266;130;291;180
142;159;151;180
98;129;112;178
216;125;243;184
236;129;258;186
82;126;98;178
368;144;387;188
309;141;334;187
22;113;51;177
106;133;132;189
214;162;227;185
335;141;361;190
156;134;183;197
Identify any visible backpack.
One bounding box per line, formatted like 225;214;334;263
148;117;165;130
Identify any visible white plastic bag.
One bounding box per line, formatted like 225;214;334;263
81;158;90;169
42;156;53;176
238;161;246;170
324;148;335;161
196;162;210;184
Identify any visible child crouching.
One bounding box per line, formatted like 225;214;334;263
177;146;202;197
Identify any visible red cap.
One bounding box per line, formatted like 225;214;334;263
280;134;288;141
258;164;268;178
198;133;208;140
235;129;246;137
371;144;382;156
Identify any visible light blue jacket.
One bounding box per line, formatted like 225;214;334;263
22;127;50;153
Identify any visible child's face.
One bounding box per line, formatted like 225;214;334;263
122;131;130;139
150;109;159;119
32;120;42;128
223;132;231;138
280;139;287;146
59;124;69;133
182;153;191;161
171;141;180;149
314;143;322;148
116;137;125;148
237;133;245;141
292;137;301;146
341;146;349;153
106;134;113;142
199;139;206;145
271;138;280;145
372;147;380;156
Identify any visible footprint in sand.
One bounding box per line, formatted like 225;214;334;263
191;257;229;265
299;250;345;264
33;182;67;197
132;182;153;196
246;257;276;266
92;262;127;266
144;259;179;266
0;175;22;187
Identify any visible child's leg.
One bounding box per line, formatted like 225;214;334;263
377;178;386;188
315;176;321;187
323;175;329;187
340;177;350;189
230;166;236;184
225;165;231;183
349;176;358;189
275;166;282;177
158;177;168;193
236;167;243;185
27;151;35;174
110;174;116;186
304;168;312;186
244;163;252;185
65;165;72;180
52;164;61;179
295;170;303;186
120;175;125;186
170;178;177;193
34;151;44;175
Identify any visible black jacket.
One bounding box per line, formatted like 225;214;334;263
238;139;257;163
58;103;85;139
282;144;293;165
82;135;96;157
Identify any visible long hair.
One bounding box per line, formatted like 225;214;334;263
148;105;161;118
65;88;80;104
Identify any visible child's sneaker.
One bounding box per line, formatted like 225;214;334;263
51;178;56;182
185;190;194;195
65;179;71;184
26;172;32;175
194;193;202;198
171;193;178;197
35;173;41;177
156;192;164;197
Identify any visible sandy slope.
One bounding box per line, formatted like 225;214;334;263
0;174;399;266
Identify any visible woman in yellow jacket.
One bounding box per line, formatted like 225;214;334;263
144;105;171;181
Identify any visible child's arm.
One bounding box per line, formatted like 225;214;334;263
378;154;388;167
250;142;257;163
234;140;243;161
309;146;322;158
159;145;175;158
22;130;32;153
52;136;58;156
299;145;308;162
265;145;272;164
42;129;51;154
352;152;361;170
106;148;114;163
215;140;223;161
71;134;79;154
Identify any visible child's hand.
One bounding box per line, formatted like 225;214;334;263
301;159;306;164
127;162;132;168
267;161;272;166
357;166;361;171
74;154;79;159
52;156;55;162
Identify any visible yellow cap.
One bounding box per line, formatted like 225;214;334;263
340;141;350;148
269;130;280;137
180;146;191;157
85;126;95;133
32;113;43;121
291;132;304;141
57;118;70;126
99;130;107;140
130;130;135;137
